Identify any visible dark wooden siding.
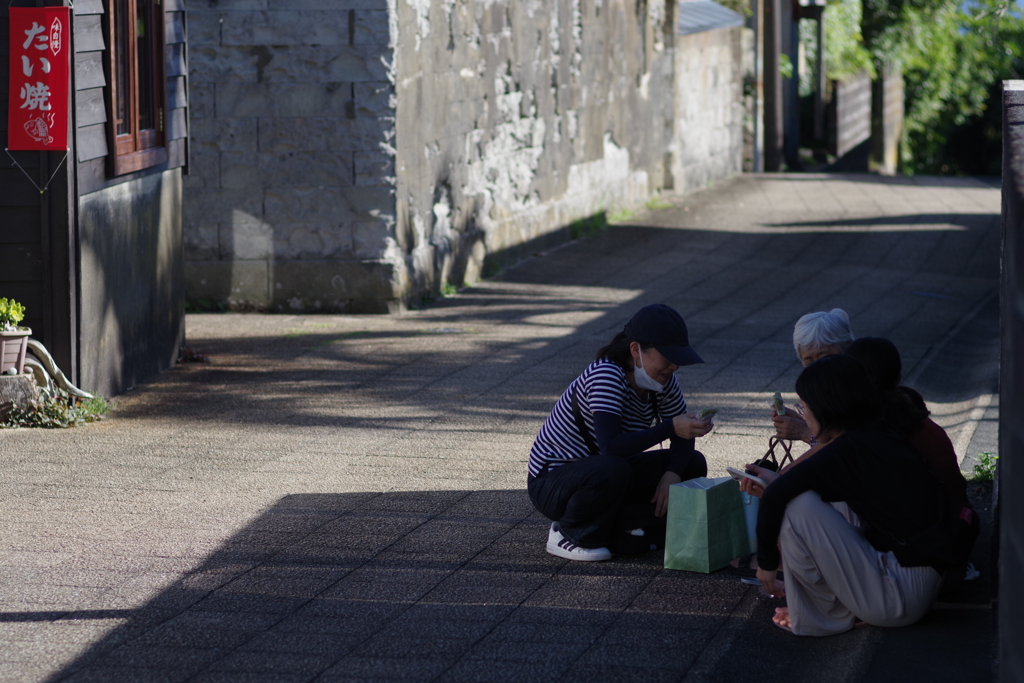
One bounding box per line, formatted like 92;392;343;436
0;9;46;338
75;0;189;195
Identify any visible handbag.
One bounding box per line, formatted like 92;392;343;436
664;477;749;573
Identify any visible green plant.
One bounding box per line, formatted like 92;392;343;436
1;388;109;429
971;452;998;484
0;298;26;331
441;283;459;297
569;212;608;239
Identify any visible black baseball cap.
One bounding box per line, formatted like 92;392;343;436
624;304;704;367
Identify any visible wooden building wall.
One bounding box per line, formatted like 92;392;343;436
73;0;189;194
0;1;188;396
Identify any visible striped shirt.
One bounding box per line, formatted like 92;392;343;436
527;359;687;478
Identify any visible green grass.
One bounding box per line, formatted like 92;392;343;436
569;212;609;239
441;283;459;297
608;208;636;223
646;196;674;210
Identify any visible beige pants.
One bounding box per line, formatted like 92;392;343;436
780;491;943;636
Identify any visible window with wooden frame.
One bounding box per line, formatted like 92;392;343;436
106;0;167;175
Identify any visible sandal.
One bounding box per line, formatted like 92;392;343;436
772;619;794;633
772;607;794;633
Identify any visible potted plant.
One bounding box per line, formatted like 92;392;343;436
0;298;31;375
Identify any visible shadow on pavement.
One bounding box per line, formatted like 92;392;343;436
37;488;995;683
47;183;1000;681
116;219;1000;432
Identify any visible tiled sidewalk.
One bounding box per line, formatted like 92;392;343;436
0;174;1000;682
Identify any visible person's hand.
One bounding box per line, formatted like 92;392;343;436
738;463;779;498
757;565;785;598
652;470;682;517
771;410;813;443
672;413;713;440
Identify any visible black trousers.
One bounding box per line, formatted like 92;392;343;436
527;450;707;549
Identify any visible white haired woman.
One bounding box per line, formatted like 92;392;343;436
772;308;854;445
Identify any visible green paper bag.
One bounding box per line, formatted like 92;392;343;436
664;476;750;573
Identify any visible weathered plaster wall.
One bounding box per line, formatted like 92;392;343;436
392;0;676;294
183;1;744;312
78;171;184;397
183;1;399;313
672;26;745;193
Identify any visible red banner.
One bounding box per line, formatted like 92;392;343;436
7;7;70;151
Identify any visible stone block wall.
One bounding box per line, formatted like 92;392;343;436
672;26;745;194
183;0;745;312
391;0;677;294
184;1;399;313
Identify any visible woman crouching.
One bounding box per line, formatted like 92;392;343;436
747;354;977;635
527;304;713;561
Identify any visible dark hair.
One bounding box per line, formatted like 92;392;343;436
795;354;881;438
845;337;901;390
596;330;652;371
845;337;929;434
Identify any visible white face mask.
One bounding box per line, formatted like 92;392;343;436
633;351;665;392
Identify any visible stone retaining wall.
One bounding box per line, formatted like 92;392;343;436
673;26;745;193
184;2;397;312
183;0;745;312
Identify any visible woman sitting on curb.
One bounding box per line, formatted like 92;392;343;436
527;304;713;561
745;355;977;635
844;337;970;508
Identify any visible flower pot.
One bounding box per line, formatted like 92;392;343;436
0;327;31;375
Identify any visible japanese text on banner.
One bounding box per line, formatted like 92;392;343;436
7;7;70;151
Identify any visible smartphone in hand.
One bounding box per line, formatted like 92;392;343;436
727;466;767;488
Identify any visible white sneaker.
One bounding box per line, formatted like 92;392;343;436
546;523;612;561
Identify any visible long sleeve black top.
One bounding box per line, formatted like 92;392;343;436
756;423;949;572
592;411;696;476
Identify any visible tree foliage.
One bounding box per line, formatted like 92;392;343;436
800;0;876;97
796;0;1022;172
863;0;1023;173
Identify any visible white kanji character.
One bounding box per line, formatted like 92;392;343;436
19;82;52;111
22;21;47;50
21;56;51;77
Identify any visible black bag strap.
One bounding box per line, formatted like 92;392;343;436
757;436;794;472
571;382;600;456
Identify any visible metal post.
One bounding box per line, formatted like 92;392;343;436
752;0;764;172
813;5;825;142
783;1;800;169
763;0;783;171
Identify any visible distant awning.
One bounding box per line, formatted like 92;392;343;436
678;0;744;36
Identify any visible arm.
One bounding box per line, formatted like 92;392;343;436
592;411;711;459
592;410;675;458
754;440;851;571
772;407;815;443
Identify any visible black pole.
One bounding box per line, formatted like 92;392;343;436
764;0;783;171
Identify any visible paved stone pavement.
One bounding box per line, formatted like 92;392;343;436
0;173;1000;682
